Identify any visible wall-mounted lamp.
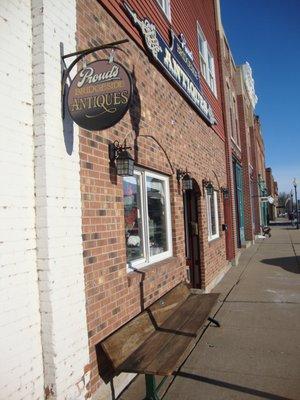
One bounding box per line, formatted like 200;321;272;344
221;187;230;199
177;169;193;191
109;140;134;176
203;179;214;195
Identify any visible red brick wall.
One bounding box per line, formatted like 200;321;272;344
76;0;228;396
251;116;267;230
254;117;266;181
217;31;243;259
100;0;225;139
250;125;261;234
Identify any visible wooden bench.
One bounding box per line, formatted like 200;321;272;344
100;282;220;400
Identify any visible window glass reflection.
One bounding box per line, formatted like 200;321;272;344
146;176;167;256
123;174;144;262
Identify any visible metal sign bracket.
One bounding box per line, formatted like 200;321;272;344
61;39;129;118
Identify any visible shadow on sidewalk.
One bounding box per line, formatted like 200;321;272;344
261;257;300;274
174;371;292;400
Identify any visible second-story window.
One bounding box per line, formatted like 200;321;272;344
156;0;171;20
197;23;217;96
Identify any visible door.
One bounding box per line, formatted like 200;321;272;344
233;161;245;246
183;189;201;288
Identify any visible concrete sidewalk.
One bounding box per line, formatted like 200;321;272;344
120;223;300;400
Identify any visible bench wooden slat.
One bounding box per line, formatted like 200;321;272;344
117;294;201;375
117;293;219;375
119;331;190;375
101;312;155;369
148;283;191;327
101;282;190;370
146;293;219;375
158;293;218;335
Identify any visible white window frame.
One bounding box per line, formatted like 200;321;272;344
128;170;147;266
206;189;219;241
197;26;208;80
156;0;171;20
124;168;173;270
197;22;217;97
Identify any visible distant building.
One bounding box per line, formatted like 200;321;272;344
266;167;278;220
216;20;245;263
252;115;268;228
234;64;256;239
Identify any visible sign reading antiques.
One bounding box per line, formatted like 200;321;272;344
67;60;132;130
124;2;216;125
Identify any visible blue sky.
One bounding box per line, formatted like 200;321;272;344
221;0;300;194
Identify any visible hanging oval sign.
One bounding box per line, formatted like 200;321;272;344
67;60;132;130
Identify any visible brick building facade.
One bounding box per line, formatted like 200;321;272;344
77;0;229;396
215;14;245;264
216;10;263;256
235;63;259;242
252;115;268;230
0;1;275;399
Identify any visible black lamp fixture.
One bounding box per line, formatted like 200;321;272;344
177;169;193;191
221;187;230;199
109;140;134;176
203;179;214;195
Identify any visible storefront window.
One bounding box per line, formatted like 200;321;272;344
123;169;172;269
206;189;219;241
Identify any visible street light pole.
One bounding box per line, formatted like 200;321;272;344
289;191;294;225
293;178;299;230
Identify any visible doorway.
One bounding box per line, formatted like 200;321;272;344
183;188;201;288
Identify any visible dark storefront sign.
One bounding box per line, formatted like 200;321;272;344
124;2;216;125
67;60;132;130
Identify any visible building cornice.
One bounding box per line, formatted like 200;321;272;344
241;62;258;109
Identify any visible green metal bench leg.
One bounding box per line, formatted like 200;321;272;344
145;374;160;400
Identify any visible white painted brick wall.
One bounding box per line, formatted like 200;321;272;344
0;0;90;398
0;1;44;399
31;0;90;398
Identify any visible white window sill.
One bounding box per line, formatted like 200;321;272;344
127;250;173;272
